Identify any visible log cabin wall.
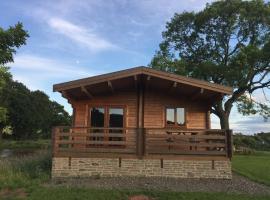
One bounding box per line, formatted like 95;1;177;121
71;91;137;128
71;90;210;130
144;91;209;129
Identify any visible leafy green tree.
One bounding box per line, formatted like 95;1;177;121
150;0;270;129
0;22;29;65
0;66;12;137
50;101;71;127
6;81;33;139
0;22;28;137
5;81;71;139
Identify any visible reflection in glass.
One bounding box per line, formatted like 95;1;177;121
109;108;124;142
166;108;175;125
177;108;185;125
90;108;104;127
109;108;124;128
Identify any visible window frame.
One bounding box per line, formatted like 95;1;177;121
88;105;126;128
165;106;186;128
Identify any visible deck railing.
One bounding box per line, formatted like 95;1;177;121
52;127;137;155
52;127;232;158
145;129;231;157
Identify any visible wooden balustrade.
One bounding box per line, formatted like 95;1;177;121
145;129;229;157
52;127;232;158
52;127;137;156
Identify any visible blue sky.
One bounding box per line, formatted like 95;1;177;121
1;0;270;134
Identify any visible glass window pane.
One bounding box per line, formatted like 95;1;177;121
90;107;104;127
177;108;185;125
166;108;175;125
109;108;124;128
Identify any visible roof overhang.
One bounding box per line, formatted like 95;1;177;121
53;66;233;102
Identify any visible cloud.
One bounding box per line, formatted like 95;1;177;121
211;113;270;135
11;54;90;77
47;17;117;52
9;53;106;93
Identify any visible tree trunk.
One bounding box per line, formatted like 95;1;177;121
219;112;230;130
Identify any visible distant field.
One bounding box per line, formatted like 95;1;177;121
0;139;50;150
232;151;270;186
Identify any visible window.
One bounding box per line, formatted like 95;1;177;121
89;106;125;146
166;107;185;126
166;108;175;125
89;106;125;129
90;107;105;127
109;108;124;128
176;108;185;125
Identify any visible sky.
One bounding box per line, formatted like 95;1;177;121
1;0;270;134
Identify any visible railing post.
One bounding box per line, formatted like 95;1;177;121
226;129;233;159
136;128;145;158
51;127;57;157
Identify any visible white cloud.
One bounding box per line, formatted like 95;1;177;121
47;17;117;52
9;54;105;93
211;112;270;135
11;54;90;77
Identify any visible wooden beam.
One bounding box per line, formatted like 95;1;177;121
134;75;138;90
108;80;114;93
145;75;151;91
191;88;204;100
206;111;211;129
81;86;93;99
61;90;68;98
61;91;72;104
200;88;204;94
169;82;177;93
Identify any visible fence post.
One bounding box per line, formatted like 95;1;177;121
51;127;56;157
226;129;233;159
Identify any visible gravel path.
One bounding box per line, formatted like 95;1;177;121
52;173;270;195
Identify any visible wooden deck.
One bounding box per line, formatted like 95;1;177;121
52;127;232;159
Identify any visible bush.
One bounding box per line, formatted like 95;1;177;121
0;150;51;189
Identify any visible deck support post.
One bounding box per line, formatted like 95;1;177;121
226;129;233;159
136;128;145;158
51;127;57;157
136;76;145;158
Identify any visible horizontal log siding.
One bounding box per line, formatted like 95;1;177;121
72;91;209;130
74;104;86;126
144;91;208;129
72;91;137;128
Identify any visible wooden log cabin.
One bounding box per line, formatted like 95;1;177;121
52;66;233;179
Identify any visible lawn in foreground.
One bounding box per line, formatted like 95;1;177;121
0;147;269;199
232;151;270;186
25;188;270;200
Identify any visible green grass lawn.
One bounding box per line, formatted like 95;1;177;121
0;139;50;150
232;151;270;186
25;188;270;200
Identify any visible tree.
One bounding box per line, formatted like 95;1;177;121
0;22;29;137
0;22;29;65
150;0;270;129
5;81;71;139
0;66;12;137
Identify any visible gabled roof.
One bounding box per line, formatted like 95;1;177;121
53;66;232;95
